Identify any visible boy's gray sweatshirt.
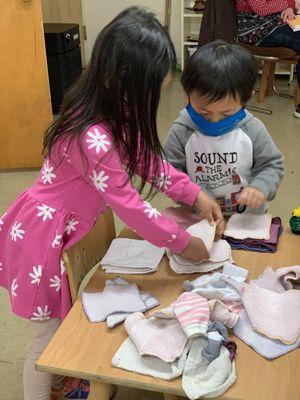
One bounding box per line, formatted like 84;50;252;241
164;109;284;213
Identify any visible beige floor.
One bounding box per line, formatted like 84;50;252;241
0;74;299;399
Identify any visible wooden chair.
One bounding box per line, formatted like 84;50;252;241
63;207;116;304
242;44;300;104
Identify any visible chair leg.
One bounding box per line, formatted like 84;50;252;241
258;60;271;102
266;62;276;96
88;380;114;400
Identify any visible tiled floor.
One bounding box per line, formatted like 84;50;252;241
0;74;299;399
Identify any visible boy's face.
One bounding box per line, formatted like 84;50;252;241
189;91;243;122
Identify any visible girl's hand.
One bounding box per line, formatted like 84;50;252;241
281;7;295;22
196;191;223;226
180;236;209;262
238;187;266;209
215;218;226;241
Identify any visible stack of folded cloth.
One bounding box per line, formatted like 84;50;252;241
100;238;165;274
166;218;233;274
223;213;283;253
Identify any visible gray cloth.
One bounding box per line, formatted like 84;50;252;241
164;109;284;205
202;322;229;363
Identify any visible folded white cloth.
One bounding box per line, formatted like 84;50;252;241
112;337;191;381
100;238;165;274
167;240;233;275
224;213;272;240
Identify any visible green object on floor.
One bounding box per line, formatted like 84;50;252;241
290;207;300;234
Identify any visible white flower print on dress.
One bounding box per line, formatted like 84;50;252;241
37;204;56;222
10;222;25;242
52;233;63;248
91;170;109;192
31;305;52;321
155;173;172;192
65;218;79;235
0;262;3;271
86;128;110;154
0;213;7;231
60;258;66;275
41;160;56;184
29;265;42;285
11;279;18;299
143;202;161;219
50;275;61;292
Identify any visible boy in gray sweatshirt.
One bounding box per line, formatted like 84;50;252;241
164;40;284;215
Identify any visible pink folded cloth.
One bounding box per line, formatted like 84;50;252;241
242;282;300;344
124;312;188;362
276;265;300;290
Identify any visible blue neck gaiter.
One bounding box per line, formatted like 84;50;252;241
186;103;246;137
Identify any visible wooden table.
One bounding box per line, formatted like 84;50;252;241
37;227;300;400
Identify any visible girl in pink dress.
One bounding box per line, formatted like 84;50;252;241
0;7;222;400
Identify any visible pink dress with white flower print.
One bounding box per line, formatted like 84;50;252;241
0;124;200;320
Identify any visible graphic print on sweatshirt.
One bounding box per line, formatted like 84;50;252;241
185;128;253;213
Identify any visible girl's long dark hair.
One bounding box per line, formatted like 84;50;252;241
43;6;176;197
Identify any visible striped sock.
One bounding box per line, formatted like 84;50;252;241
174;292;209;338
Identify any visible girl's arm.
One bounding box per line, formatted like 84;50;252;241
75;125;208;259
136;155;223;225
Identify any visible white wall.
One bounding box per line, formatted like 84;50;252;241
82;0;181;64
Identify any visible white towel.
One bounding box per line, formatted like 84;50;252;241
224;213;272;240
100;238;165;274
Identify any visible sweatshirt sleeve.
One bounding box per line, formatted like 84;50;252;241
243;0;292;16
76;125;192;253
164;123;190;173
244;119;284;200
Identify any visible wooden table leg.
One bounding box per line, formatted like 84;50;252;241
164;394;180;400
88;380;114;400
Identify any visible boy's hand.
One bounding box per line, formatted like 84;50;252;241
196;191;223;226
238;187;266;209
281;7;295;22
180;236;209;262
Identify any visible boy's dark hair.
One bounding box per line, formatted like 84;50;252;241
181;40;258;104
43;7;176;198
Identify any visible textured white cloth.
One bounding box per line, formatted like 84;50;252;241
234;310;300;359
112;337;191;381
185;219;216;251
224;213;272;240
182;337;236;400
100;238;165;274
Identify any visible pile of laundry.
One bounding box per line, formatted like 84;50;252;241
223;213;283;253
112;263;247;399
234;265;300;359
